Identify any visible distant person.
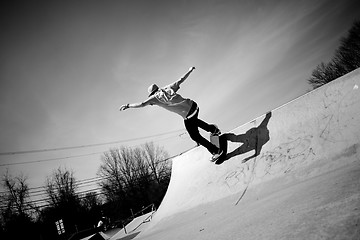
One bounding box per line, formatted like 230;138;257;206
97;218;104;231
119;67;222;161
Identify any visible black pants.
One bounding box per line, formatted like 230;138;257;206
184;102;219;154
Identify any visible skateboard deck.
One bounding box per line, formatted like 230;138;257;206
210;133;227;163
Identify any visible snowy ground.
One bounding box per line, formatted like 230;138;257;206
135;157;360;240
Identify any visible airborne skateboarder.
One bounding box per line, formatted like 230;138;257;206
119;67;223;161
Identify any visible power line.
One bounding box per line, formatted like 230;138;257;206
0;174;112;194
0;130;187;167
28;181;104;197
0;147;192;196
0;145;195;211
27;176;106;191
0;129;185;156
6;191;108;211
0;151;104;167
4;148;180;194
0;176;110;196
0;152;100;167
0;151;180;195
0;187;105;210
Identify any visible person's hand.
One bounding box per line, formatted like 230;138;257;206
189;66;195;72
119;104;129;111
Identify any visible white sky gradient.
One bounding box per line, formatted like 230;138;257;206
1;0;360;189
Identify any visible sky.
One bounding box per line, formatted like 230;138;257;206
1;0;360;195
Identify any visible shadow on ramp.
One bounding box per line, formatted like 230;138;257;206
216;112;271;165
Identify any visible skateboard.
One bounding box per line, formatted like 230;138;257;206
210;132;227;163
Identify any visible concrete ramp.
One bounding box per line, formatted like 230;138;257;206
81;232;110;240
137;68;360;239
110;211;155;240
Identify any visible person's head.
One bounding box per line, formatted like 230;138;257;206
148;84;159;97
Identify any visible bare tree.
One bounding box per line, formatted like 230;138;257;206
98;147;133;202
142;142;171;185
98;143;171;221
98;143;170;197
41;167;85;239
81;192;101;211
308;20;360;89
132;147;151;184
1;172;32;219
0;172;36;239
45;167;78;207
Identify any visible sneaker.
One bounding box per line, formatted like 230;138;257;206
211;149;223;162
212;125;221;136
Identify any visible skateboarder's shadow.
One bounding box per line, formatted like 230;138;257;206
216;112;271;165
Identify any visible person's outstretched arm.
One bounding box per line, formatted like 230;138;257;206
176;67;195;86
119;98;153;111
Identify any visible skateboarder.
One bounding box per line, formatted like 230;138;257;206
119;67;222;161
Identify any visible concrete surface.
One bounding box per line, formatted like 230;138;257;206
110;211;155;240
135;68;360;239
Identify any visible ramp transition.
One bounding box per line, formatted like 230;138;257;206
139;68;360;236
